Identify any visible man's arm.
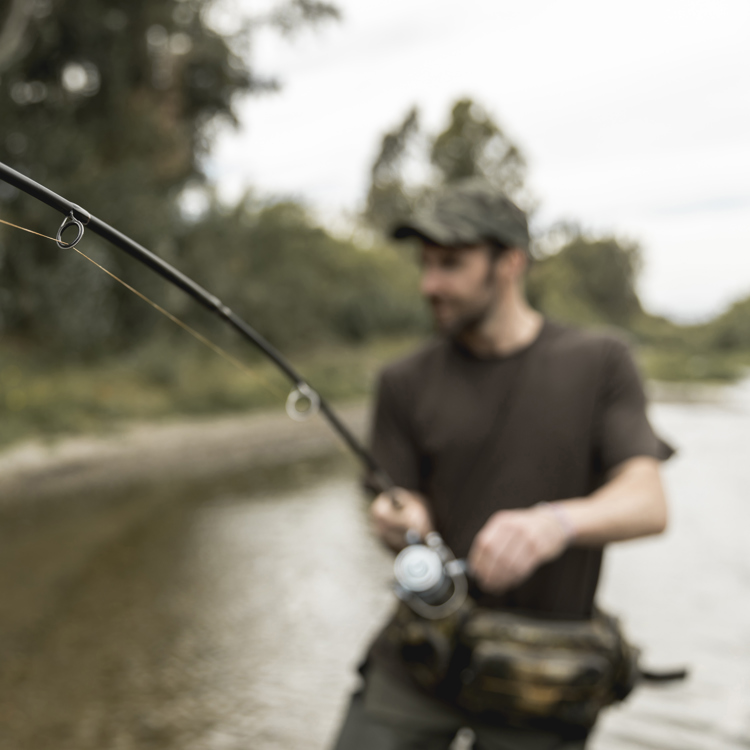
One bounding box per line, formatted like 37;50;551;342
468;455;668;595
555;455;668;544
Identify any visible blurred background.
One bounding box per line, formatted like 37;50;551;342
0;1;748;748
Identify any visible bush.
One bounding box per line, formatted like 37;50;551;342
177;197;429;352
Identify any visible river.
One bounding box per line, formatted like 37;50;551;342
1;384;749;749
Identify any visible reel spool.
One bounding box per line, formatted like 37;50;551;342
393;532;469;620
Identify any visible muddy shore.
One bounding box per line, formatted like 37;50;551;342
0;402;370;507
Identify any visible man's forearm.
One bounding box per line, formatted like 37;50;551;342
555;456;668;546
468;455;668;594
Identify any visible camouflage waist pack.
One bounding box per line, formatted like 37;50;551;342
389;603;641;730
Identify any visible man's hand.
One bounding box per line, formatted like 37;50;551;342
467;457;668;594
467;504;572;594
370;488;435;551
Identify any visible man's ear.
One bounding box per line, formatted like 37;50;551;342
496;247;528;282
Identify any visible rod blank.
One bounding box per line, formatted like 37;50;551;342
0;161;391;491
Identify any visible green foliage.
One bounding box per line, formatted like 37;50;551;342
363;107;420;235
363;98;529;234
701;296;750;351
527;231;750;382
638;346;746;383
528;235;642;328
265;0;341;34
0;0;335;357
0;0;425;372
178;197;428;350
0;333;419;449
430;99;526;195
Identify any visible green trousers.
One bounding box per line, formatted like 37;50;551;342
331;663;589;750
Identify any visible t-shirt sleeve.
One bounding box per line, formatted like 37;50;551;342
368;368;422;492
596;339;675;472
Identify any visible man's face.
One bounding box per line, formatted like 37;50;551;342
419;242;498;337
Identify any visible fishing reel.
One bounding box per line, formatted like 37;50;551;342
393;531;469;620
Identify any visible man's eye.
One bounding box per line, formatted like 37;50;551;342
440;257;462;270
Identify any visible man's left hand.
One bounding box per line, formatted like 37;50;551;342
467;505;572;594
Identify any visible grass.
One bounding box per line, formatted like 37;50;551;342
2;334;749;453
0;335;421;450
637;346;750;383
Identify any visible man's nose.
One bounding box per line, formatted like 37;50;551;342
420;267;443;297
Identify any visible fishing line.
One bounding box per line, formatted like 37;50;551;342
0;215;287;400
70;246;288;399
0;216;58;242
0;161;393;492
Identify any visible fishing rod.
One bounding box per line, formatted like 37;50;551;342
0;160;393;494
0;165;691;699
0;162;473;618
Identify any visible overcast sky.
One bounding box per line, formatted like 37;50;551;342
208;0;750;322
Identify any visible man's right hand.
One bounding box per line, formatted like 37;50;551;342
370;488;435;551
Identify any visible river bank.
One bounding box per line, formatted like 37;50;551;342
0;401;369;508
0;378;744;508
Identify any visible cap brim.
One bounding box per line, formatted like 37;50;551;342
390;217;471;247
391;224;432;241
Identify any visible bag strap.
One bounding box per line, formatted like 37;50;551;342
640;667;689;682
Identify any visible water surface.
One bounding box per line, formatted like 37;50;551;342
1;387;749;749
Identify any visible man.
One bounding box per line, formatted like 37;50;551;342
332;180;671;750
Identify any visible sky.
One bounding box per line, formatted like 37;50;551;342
207;0;750;322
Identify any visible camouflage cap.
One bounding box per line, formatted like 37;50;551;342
391;179;529;251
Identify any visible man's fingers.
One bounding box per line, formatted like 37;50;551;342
370;493;396;527
491;537;536;591
370;488;434;550
470;516;519;589
389;489;404;510
475;534;531;593
469;510;552;594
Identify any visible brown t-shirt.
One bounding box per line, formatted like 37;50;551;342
370;320;672;620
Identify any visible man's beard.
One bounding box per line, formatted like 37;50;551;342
429;294;495;339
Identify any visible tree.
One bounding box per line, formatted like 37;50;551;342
703;295;750;351
527;235;643;328
363;98;529;234
0;0;337;356
177;196;427;349
430;99;526;196
362;107;420;235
